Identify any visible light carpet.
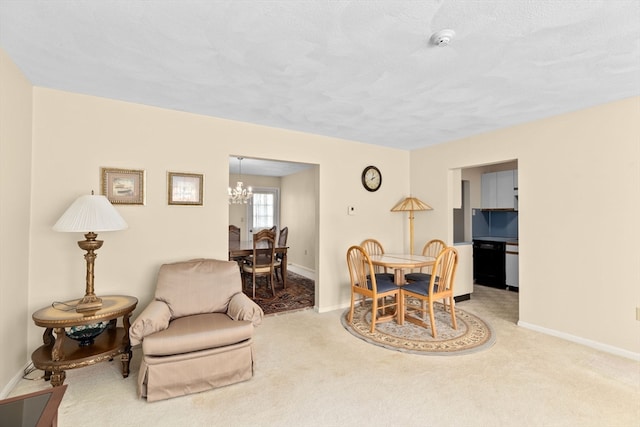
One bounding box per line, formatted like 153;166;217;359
8;285;640;427
342;298;495;355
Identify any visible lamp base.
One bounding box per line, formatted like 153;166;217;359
76;295;103;314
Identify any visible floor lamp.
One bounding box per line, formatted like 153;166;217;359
391;196;432;255
53;192;128;313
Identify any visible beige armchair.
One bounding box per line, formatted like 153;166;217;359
129;258;263;402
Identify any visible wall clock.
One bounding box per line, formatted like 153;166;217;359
361;165;382;192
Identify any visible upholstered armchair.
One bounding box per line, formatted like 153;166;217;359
129;258;263;402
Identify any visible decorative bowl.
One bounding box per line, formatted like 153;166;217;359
65;322;108;346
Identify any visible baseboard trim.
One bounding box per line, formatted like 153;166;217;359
0;361;32;399
518;321;640;361
286;264;315;281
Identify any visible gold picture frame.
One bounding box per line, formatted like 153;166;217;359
168;172;204;206
101;168;145;205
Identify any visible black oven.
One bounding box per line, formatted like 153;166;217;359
473;240;506;288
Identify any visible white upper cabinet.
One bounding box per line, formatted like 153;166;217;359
481;170;516;209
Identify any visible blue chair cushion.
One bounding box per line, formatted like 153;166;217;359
405;272;432;282
402;279;440;296
368;278;400;293
376;273;395;282
366;273;394;283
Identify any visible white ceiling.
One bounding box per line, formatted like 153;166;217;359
1;0;639;157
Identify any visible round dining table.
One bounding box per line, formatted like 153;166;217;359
368;253;436;325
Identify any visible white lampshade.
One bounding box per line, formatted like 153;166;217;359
53;194;128;232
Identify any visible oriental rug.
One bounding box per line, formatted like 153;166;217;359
341;298;495;355
243;271;315;316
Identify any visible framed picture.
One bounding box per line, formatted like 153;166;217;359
101;168;145;205
168;172;204;205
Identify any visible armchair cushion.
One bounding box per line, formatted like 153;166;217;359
129;300;172;347
227;293;263;326
141;313;253;356
155;258;241;318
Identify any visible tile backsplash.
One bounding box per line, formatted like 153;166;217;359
472;209;518;238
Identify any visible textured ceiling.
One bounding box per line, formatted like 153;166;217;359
1;0;639;153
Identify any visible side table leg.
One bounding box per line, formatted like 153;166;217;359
50;370;66;387
41;328;54;382
49;328;67;387
121;312;133;378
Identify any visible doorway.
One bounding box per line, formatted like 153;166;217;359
228;155;319;312
455;160;519;322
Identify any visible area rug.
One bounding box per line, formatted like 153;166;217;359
243;271;315;316
341;298;495;355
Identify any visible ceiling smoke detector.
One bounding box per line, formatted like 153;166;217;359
430;29;455;47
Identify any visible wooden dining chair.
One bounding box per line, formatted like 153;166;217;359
228;225;241;242
400;246;459;338
404;239;447;282
274;226;288;283
242;229;277;299
360;238;395;282
346;245;402;333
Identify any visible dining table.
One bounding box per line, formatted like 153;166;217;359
368;253;436;325
228;240;289;288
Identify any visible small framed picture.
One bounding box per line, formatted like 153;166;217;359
101;168;145;205
168;172;204;205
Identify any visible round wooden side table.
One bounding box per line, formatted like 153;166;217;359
31;295;137;387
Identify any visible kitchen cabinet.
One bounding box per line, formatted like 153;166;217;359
481;170;516;209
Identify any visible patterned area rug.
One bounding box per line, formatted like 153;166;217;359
341;298;495;355
243;271;315;316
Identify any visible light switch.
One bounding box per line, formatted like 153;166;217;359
348;206;356;216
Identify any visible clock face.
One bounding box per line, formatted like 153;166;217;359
362;166;382;192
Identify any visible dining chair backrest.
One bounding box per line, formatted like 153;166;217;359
430;246;458;295
346;245;378;293
278;227;288;246
252;229;276;267
420;239;447;273
229;225;241;242
360;238;387;274
276;226;289;261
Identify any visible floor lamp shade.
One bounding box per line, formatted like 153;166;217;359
54;194;128;313
391;196;432;255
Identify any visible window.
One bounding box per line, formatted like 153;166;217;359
252;192;274;228
246;187;280;238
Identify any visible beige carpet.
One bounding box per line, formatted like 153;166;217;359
9;286;640;427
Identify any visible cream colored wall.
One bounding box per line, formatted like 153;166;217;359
281;166;318;272
0;48;33;394
26;87;409;352
411;97;640;354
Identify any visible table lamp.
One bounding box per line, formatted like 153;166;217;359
53;192;128;313
391;196;432;255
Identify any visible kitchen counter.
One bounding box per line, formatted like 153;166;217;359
473;236;518;244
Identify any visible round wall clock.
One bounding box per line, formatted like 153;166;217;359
361;165;382;192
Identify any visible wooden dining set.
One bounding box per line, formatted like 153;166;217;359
346;238;459;338
228;225;289;299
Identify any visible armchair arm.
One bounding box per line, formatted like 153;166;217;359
129;300;172;346
227;292;264;327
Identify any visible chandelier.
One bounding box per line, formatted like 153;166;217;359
228;157;253;204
